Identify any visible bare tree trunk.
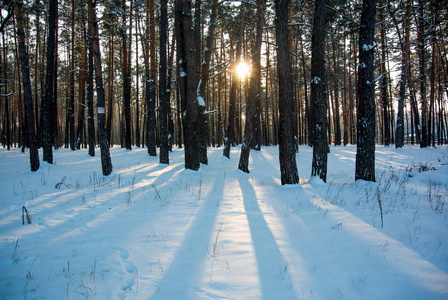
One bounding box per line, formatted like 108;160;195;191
159;0;169;164
76;19;87;150
379;2;390;146
69;0;76;151
223;4;245;159
106;34;114;146
355;0;377;182
88;0;113;176
16;0;40;171
417;0;428;148
175;0;201;170
310;0;328;182
87;20;95;157
390;0;411;148
146;0;157;156
239;0;265;173
275;0;299;185
122;0;132;150
43;0;57;162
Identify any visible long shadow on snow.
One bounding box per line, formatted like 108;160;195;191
238;176;297;299
151;171;226;299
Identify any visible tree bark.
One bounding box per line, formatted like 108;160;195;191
223;4;245;159
146;0;157;156
417;0;428;148
238;0;265;173
16;0;40;171
159;0;169;164
175;0;201;170
379;2;390;146
43;0;57;163
88;0;113;176
355;0;377;182
122;0;132;150
87;20;95;157
275;0;299;185
310;0;328;182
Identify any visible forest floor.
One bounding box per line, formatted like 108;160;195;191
1;144;448;299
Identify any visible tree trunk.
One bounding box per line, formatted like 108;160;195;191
274;0;299;185
122;0;132;150
159;0;169;164
16;0;40;171
69;0;76;151
146;0;157;156
87;20;95;157
88;0;113;176
238;0;265;173
379;2;390;146
197;0;219;164
106;34;114;146
417;0;428;148
355;0;377;182
310;0;328;182
175;0;201;170
391;0;411;148
43;0;57;163
76;21;87;150
223;4;245;159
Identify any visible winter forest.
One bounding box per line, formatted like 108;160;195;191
1;0;448;299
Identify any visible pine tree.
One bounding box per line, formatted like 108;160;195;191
355;0;377;182
16;0;40;172
275;0;299;185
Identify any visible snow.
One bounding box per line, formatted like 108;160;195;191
362;44;376;52
311;76;321;84
1;145;448;299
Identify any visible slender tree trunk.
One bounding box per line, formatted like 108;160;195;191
87;20;95;157
310;0;328;182
238;0;265;173
379;2;390;146
159;0;169;164
43;0;57;163
274;0;299;185
417;0;428;148
223;4;245;159
175;0;201;170
69;0;76;151
76;22;87;150
391;0;411;148
146;0;157;156
106;34;114;146
88;0;113;176
16;0;40;171
135;17;140;148
122;0;132;150
197;0;219;164
355;0;377;182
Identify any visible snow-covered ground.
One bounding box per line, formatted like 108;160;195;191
1;144;447;299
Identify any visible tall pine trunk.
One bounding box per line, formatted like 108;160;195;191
355;0;377;182
310;0;328;182
146;0;157;156
43;0;57;163
122;0;132;150
88;0;113;176
159;0;169;164
223;4;245;159
16;0;40;171
87;22;95;157
175;0;201;170
275;0;299;185
238;0;265;173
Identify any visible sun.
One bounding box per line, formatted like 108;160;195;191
236;61;250;80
